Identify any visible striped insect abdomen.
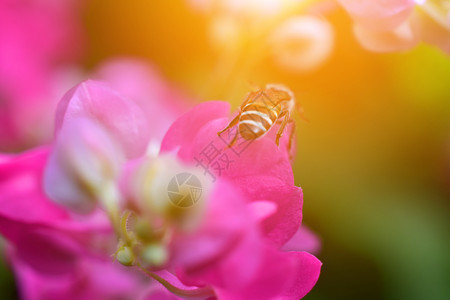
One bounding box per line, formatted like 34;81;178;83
238;103;280;140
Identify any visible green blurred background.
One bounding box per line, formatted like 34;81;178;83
2;1;450;299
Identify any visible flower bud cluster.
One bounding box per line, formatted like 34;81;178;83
114;156;210;269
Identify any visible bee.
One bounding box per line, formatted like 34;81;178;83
218;84;299;154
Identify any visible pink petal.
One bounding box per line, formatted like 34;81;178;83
55;80;150;158
0;147;114;275
215;247;322;300
338;0;415;31
278;251;322;299
0;0;84;150
171;179;262;290
93;58;191;143
44;117;124;214
0;147;69;223
161;101;230;160
281;226;322;255
236;177;302;248
0;147;111;230
9;246;147;300
9;227;82;276
353;20;420;52
412;7;450;54
247;201;278;222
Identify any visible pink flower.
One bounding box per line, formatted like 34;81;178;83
3;80;321;299
158;101;322;298
160;101;302;248
0;147;150;300
0;77;189;299
0;0;84;150
337;0;450;54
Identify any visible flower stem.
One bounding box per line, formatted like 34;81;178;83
137;265;216;299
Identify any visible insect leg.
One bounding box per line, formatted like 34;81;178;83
275;111;290;146
217;113;240;136
276;110;287;124
226;131;239;148
287;119;296;160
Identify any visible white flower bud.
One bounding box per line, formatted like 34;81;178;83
116;245;135;266
140;243;169;267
